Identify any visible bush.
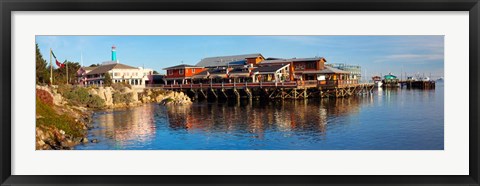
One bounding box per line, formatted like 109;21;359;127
104;73;113;87
86;95;106;108
36;89;54;106
61;87;105;109
111;82;131;90
113;92;133;104
36;98;84;137
56;84;72;95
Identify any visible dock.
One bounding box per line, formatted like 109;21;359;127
146;80;374;100
382;80;436;89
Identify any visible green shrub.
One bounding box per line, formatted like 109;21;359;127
56;84;72;95
36;98;84;137
86;95;105;108
61;87;105;108
113;92;133;104
164;97;174;103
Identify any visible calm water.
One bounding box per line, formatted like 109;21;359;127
76;83;444;150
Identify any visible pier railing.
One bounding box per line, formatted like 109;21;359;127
146;79;365;89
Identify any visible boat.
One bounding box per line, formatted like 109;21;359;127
372;76;382;87
436;77;444;82
419;76;430;81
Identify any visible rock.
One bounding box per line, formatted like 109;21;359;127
91;139;99;143
81;138;89;143
52;93;64;106
155;94;164;103
37;139;45;146
88;89;98;95
104;87;113;106
121;87;131;93
59;130;65;135
131;89;139;102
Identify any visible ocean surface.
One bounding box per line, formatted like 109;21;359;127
76;83;444;150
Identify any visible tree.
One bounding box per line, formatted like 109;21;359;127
35;43;49;84
104;72;112;87
89;64;100;67
153;70;159;75
52;60;81;85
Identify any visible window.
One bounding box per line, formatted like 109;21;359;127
192;69;195;73
168;70;173;75
179;69;184;75
306;62;316;69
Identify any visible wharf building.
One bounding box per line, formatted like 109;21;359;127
162;53;359;86
77;45;154;89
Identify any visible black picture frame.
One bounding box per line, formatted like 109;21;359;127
1;0;479;185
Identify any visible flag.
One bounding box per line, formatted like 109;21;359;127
51;50;65;68
55;59;65;68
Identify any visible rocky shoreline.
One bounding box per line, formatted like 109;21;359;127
35;85;192;150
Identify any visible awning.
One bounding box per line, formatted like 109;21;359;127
229;73;250;78
209;74;228;79
192;74;209;79
164;77;192;80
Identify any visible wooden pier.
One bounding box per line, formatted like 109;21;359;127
146;80;375;100
399;80;436;89
381;80;436;89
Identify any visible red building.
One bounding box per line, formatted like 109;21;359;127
163;64;206;84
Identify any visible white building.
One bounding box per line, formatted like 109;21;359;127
77;45;153;89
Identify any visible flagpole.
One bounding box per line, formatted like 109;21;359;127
66;62;69;84
50;48;53;85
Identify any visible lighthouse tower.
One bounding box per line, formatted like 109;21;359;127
111;45;118;63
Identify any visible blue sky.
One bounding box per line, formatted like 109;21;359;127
36;35;444;79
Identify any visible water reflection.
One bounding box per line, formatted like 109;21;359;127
88;104;156;148
165;97;366;139
77;85;443;150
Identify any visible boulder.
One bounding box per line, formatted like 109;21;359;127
121;87;132;93
88;89;98;96
131;89;139;102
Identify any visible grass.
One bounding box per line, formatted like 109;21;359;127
36;98;84;137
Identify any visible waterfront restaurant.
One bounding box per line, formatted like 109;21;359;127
228;67;254;83
251;64;291;83
196;53;264;68
80;62;153;88
208;68;230;83
315;66;354;86
163;64;206;85
259;57;327;81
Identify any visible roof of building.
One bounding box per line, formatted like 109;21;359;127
193;70;210;76
228;60;247;66
86;63;138;75
252;65;289;73
260;57;326;64
163;64;202;70
82;66;97;71
209;69;228;75
302;66;350;74
196;53;263;67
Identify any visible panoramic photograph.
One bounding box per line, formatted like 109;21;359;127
34;35;444;150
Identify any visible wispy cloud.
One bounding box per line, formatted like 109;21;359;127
374;53;444;64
